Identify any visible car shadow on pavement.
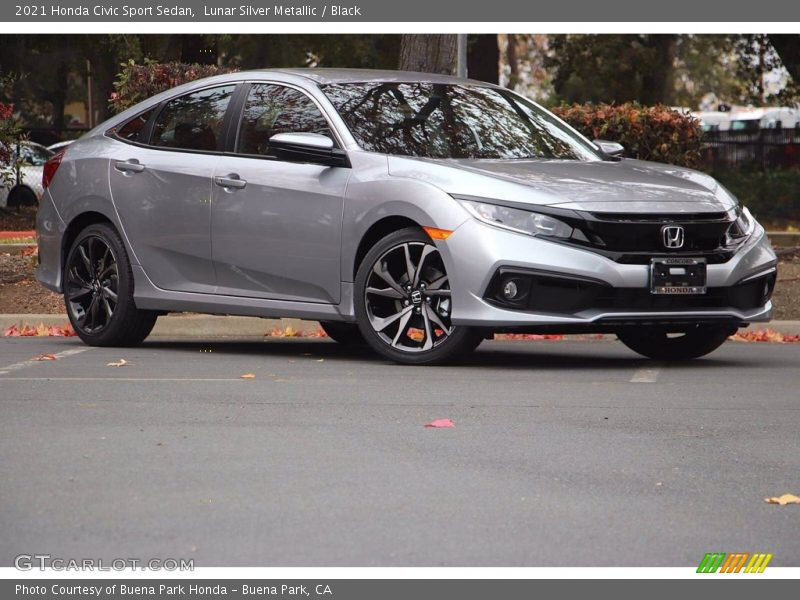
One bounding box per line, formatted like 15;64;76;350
140;338;752;371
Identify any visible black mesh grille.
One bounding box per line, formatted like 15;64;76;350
581;213;732;253
551;211;742;264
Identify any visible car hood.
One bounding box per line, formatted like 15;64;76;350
387;156;738;214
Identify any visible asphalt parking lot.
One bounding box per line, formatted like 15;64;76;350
1;335;799;567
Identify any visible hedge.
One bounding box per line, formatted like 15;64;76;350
551;102;703;168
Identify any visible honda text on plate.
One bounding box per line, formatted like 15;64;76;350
35;69;777;364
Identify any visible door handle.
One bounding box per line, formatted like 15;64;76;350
213;174;247;190
114;160;145;174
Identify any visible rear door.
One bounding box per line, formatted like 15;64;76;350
108;84;237;293
210;82;350;303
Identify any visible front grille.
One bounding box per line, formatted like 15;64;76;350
555;211;741;264
585;212;732;250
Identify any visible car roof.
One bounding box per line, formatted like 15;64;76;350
244;67;497;87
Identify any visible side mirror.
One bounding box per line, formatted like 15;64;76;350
593;139;625;158
269;132;350;168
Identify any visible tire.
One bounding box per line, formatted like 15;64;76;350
617;324;735;360
63;222;157;347
354;227;482;365
319;321;365;345
7;186;37;209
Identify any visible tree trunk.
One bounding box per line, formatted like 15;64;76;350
49;60;68;130
641;34;677;105
467;34;500;84
398;35;457;74
769;34;800;84
506;34;520;89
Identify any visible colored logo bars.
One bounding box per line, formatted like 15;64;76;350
697;552;773;573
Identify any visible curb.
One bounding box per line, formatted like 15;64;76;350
767;232;800;248
0;243;36;255
2;314;800;337
0;314;323;338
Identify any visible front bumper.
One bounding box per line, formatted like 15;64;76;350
442;218;776;329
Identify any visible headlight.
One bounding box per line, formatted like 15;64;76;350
458;199;573;239
726;206;755;245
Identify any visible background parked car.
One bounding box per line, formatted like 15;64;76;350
46;140;74;153
0;140;53;208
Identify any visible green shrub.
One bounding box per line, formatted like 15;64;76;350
709;168;800;224
551;102;703;168
110;59;237;114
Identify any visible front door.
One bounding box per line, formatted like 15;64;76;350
211;83;350;303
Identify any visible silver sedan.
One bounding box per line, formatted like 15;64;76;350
35;69;776;364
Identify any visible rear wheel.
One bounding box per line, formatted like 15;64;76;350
319;321;364;345
354;227;482;365
64;222;157;347
617;324;735;360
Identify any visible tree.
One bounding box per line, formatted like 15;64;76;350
672;35;741;108
546;35;677;105
398;35;457;74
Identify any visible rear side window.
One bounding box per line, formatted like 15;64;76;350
114;108;155;143
151;85;236;152
236;84;333;157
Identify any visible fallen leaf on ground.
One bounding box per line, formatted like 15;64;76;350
266;325;303;337
4;323;76;337
731;329;800;343
494;333;566;341
106;359;128;367
764;493;800;505
33;353;57;361
425;418;455;428
240;373;255;379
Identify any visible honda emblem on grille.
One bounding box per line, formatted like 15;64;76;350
661;225;685;249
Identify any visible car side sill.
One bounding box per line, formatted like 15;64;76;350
132;266;356;322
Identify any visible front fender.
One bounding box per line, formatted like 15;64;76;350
342;155;470;283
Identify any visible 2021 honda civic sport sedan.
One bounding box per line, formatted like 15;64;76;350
35;69;777;365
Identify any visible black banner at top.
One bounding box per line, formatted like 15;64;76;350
2;0;800;22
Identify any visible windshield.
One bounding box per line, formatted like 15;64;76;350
321;82;602;161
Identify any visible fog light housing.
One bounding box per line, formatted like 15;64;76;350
503;280;519;300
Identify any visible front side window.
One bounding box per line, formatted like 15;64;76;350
322;82;601;161
237;84;332;157
151;85;236;151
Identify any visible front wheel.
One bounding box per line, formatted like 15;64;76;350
354;227;482;365
617;324;735;360
64;222;158;347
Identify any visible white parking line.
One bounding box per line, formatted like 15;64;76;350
630;365;661;383
0;377;244;382
0;347;92;376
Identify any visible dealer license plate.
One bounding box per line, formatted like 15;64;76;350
650;257;707;295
